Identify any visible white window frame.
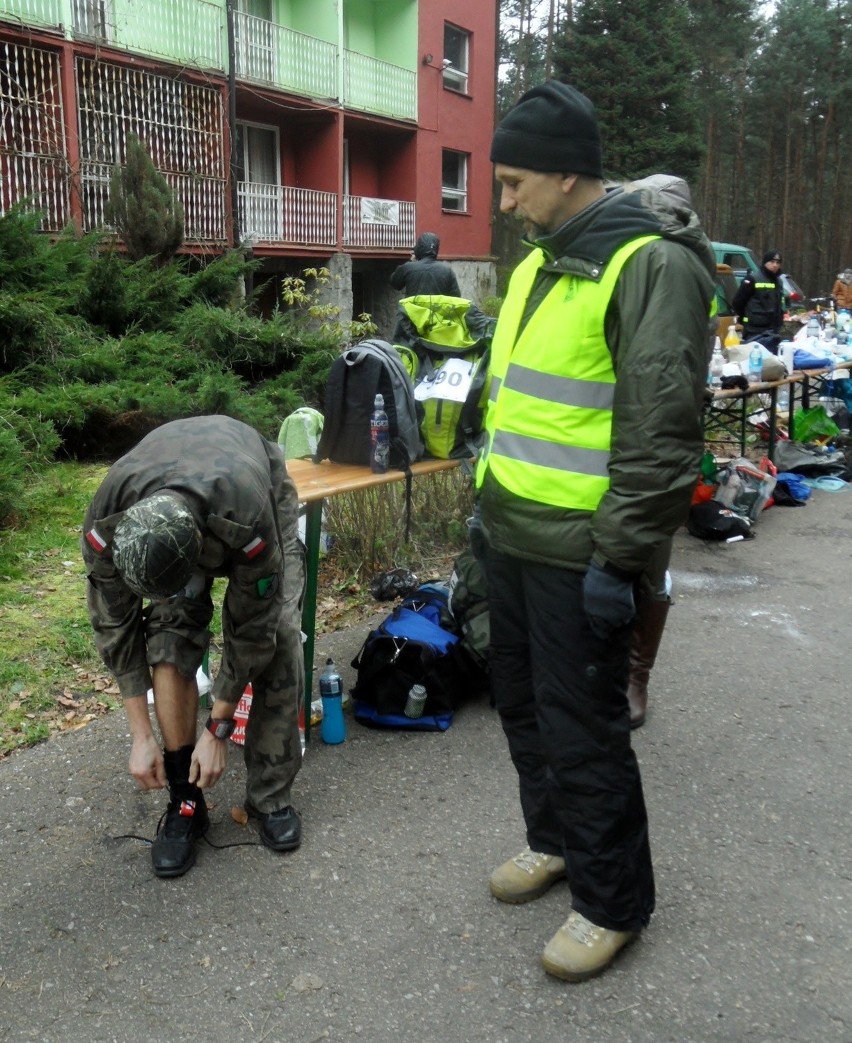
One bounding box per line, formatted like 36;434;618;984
235;120;280;186
441;149;468;212
442;23;470;94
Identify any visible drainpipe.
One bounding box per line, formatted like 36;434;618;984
226;0;241;249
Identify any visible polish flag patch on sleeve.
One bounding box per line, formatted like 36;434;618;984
242;536;267;559
85;528;107;552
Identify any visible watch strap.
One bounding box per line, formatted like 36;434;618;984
205;715;236;740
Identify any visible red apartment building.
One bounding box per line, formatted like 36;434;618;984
0;0;497;332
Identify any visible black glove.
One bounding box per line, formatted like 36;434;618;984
583;561;636;640
468;503;487;561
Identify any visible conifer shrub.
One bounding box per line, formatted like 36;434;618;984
0;412;61;527
104;133;184;263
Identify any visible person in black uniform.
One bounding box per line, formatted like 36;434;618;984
390;232;461;297
732;250;784;342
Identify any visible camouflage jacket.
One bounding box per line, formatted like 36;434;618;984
82;416;298;704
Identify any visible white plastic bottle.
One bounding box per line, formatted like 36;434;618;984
748;344;763;385
709;337;725;389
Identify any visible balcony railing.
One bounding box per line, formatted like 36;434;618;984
1;154;70;230
81;161;226;243
234;13;336;99
238;182;336;247
343;195;414;249
343;50;416;121
0;0;61;29
72;0;223;71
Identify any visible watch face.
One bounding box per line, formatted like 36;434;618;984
207;717;235;740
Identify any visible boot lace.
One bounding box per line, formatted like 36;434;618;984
157;797;205;839
564;912;603;947
512;847;553;875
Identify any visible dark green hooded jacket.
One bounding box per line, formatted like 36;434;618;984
479;180;715;576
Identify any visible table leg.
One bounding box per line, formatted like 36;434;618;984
301;499;324;743
767;385;778;462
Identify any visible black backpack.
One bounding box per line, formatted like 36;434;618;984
315;339;423;469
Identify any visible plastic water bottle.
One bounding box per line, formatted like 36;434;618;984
370;394;389;474
780;340;796;374
709;337;725;389
748;344;763;385
777;382;789;410
319;657;345;744
404;683;427;719
806;315;821;352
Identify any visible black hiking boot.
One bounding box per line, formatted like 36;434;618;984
152;745;209;878
151;791;209;878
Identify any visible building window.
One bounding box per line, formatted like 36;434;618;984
442;150;468;212
443;23;470;93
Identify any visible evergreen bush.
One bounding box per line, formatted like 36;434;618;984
104;134;184;263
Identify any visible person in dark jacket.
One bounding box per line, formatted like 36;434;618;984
479;82;714;982
732;250;784;340
390;231;461;297
82;416;305;878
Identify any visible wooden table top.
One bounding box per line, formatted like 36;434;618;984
286;456;462;503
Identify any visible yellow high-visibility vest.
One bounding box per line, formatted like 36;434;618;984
476;234;659;511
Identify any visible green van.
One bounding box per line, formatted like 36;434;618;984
711;242;761;282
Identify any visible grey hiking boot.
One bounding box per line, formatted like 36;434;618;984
541;911;637;982
489;846;566;904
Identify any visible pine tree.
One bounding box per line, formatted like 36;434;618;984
553;0;703;182
105;133;185;263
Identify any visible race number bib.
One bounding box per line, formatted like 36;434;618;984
414;357;474;405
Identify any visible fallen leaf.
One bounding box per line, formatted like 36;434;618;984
58;695;79;709
230;806;248;826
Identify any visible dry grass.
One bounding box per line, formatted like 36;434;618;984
0;460;474;756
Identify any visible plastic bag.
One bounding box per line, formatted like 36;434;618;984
713;457;776;522
773;471;812;506
792;405;840;442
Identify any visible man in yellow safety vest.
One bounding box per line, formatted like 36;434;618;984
477;81;715;982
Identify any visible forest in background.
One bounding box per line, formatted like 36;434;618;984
495;0;851;299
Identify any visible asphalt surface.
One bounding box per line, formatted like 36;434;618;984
2;486;852;1043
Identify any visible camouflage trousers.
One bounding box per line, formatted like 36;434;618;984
143;479;306;812
242;524;305;812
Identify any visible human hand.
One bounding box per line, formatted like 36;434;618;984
582;561;636;640
129;735;166;790
189;729;229;789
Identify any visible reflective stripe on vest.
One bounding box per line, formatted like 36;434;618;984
476;234;659;511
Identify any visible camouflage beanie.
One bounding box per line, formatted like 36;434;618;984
113;493;201;600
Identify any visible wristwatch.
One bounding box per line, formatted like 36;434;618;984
204;716;236;741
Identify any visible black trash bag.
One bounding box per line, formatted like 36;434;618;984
687;501;753;541
369;568;419;602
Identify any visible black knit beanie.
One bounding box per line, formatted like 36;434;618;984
490;81;603;178
763;249;782;264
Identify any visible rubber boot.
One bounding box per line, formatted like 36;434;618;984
626;599;670;730
151;745;209;878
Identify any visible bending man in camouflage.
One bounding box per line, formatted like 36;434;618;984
82;415;305;878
